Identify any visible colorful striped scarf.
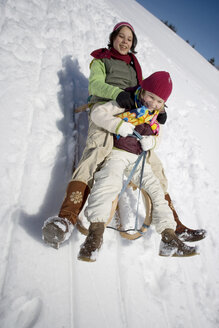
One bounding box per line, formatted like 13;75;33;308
117;87;160;135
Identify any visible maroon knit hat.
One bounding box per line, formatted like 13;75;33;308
113;22;135;33
140;71;173;102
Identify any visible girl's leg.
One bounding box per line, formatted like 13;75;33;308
84;150;130;223
128;161;176;234
79;150;131;262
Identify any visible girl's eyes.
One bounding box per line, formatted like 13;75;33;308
148;95;162;103
118;34;132;42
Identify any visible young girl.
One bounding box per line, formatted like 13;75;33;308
78;72;198;261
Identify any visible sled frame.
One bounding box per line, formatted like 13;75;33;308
76;182;152;240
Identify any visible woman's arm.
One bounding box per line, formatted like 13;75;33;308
88;59;122;100
90;101;125;134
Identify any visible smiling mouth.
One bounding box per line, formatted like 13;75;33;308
143;102;154;110
142;101;149;107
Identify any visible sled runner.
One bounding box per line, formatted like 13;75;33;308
75;103;90;113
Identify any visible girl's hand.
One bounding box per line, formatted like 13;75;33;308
118;122;135;137
140;136;156;151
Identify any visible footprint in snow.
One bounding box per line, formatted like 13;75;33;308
0;295;42;328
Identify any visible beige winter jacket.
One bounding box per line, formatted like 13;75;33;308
72;102;168;192
91;100;161;147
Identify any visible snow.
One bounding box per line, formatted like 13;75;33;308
0;0;219;327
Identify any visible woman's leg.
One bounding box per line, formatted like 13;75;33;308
147;150;206;241
128;159;197;256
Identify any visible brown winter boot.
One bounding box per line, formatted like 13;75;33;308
59;180;90;224
42;181;90;249
78;222;105;262
165;194;206;242
159;229;198;257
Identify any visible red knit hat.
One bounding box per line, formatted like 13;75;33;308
140;71;173;102
113;22;135;33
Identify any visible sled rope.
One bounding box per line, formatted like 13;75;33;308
106;223;149;235
118;150;145;201
135;150;146;230
107;130;148;234
118;129;144;201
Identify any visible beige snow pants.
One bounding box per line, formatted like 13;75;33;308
84;150;175;234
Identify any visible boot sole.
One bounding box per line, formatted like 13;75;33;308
43;238;60;249
159;250;199;257
42;224;66;249
176;232;206;242
77;255;96;262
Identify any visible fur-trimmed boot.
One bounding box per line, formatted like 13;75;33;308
165;194;206;242
42;180;90;249
42;217;74;249
78;222;105;262
159;229;198;257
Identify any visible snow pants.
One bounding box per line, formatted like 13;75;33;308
84;150;176;234
71;112;113;189
71;103;168;193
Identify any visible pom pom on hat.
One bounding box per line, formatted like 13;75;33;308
140;71;173;102
113;22;135;33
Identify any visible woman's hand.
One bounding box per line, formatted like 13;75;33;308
116;91;135;109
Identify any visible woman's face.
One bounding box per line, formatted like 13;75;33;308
113;26;133;55
140;91;164;110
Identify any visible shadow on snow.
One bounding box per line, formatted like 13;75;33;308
19;56;89;243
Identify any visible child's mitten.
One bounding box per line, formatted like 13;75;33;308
117;122;135;137
140;135;156;151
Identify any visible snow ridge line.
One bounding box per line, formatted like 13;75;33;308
0;208;19;296
0;0;7;33
68;239;74;328
179;261;200;328
88;265;110;327
115;233;129;328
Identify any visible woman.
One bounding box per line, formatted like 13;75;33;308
42;22;206;249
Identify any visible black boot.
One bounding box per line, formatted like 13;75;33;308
159;229;199;257
165;194;206;242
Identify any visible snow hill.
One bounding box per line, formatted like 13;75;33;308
0;0;219;327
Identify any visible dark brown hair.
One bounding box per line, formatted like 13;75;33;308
108;26;138;54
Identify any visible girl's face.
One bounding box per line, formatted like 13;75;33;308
113;26;133;55
140;91;164;110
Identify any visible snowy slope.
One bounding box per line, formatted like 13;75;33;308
0;0;219;327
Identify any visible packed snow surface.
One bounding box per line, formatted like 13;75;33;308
0;0;219;327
